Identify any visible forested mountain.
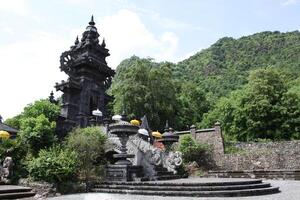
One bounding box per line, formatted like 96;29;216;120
110;31;300;141
175;31;300;102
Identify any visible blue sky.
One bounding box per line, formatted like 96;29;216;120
0;0;300;120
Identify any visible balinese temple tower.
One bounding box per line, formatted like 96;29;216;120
55;16;114;137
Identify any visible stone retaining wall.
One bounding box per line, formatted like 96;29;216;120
176;122;224;168
176;124;300;171
220;141;300;170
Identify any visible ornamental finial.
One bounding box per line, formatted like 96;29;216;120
164;120;169;132
101;38;106;47
89;15;95;26
49;91;56;104
74;36;79;45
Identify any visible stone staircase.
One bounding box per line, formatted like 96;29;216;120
0;185;35;199
92;178;280;197
108;135;180;181
140;166;180;181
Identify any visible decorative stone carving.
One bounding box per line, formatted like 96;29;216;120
0;157;13;184
119;133;183;175
148;148;163;166
163;151;183;174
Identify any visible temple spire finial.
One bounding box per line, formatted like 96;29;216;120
49;91;56;104
74;36;79;45
89;15;95;26
101;38;106;47
164;120;169;132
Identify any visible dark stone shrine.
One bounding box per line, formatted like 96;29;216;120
55;16;114;137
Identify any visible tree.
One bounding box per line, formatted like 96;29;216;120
4;115;22;130
176;82;210;129
22;99;60;122
200;68;300;141
110;57;178;130
235;68;288;140
5;99;60;129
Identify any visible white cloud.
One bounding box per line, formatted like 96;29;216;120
0;0;30;15
64;0;96;5
0;31;69;120
128;6;207;31
97;9;179;67
282;0;299;6
1;26;14;35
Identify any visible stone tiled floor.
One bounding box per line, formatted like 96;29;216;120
47;179;300;200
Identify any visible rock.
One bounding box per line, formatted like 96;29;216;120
185;161;199;176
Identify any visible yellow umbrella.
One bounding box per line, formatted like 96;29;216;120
0;130;10;139
130;119;140;126
152;131;162;139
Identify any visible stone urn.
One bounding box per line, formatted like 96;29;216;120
106;117;143;182
109;120;139;165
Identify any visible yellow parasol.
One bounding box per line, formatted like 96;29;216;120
130;119;140;126
152;131;162;139
0;130;10;139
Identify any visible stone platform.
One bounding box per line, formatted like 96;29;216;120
92;178;280;197
208;169;300;180
0;185;35;199
106;165;144;182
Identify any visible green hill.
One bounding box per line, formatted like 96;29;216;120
110;31;300;140
174;31;300;101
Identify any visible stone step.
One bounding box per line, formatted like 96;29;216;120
0;191;36;199
0;187;32;194
0;185;35;199
154;174;181;180
154;166;169;171
156;170;174;176
92;187;280;197
208;170;300;180
94;182;271;191
98;179;262;186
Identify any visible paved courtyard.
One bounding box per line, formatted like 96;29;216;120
49;179;300;200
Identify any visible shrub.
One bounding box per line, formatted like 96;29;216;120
177;135;211;165
27;145;77;183
65;126;108;186
19;114;57;156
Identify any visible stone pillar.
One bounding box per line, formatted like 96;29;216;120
214;122;224;154
190;125;196;139
214;122;224;168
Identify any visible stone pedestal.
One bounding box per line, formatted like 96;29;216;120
106;165;143;182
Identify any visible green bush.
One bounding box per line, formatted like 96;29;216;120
177;135;211;166
27;145;77;183
65;126;108;185
19;114;57;156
